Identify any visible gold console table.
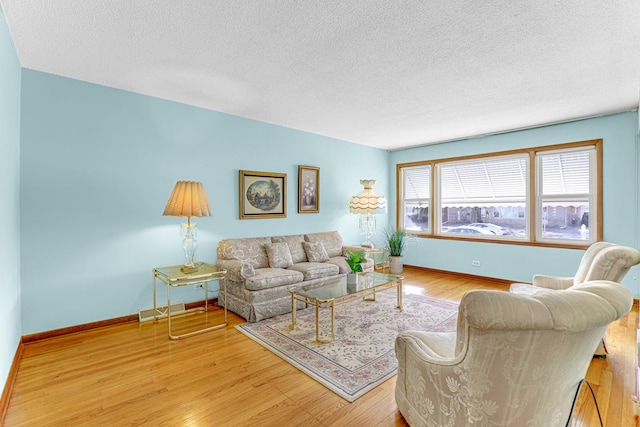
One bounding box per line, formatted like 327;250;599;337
153;262;227;340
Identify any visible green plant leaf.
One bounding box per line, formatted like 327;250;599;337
345;249;366;272
384;227;410;256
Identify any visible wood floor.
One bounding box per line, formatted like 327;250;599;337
3;268;638;426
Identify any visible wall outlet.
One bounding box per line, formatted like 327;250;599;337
472;260;481;267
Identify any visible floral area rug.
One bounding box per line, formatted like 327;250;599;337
236;291;458;402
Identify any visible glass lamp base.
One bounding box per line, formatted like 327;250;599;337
180;264;200;274
180;222;198;273
359;214;376;248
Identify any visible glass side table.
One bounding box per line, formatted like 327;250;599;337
153;262;227;340
369;247;389;270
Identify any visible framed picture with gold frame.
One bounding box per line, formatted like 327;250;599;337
239;170;286;219
298;166;319;213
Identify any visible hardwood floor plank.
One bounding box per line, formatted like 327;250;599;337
3;268;637;426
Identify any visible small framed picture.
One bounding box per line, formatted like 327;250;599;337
298;166;319;213
239;170;286;219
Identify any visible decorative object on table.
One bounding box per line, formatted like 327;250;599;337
348;179;387;247
163;180;211;273
239;170;286;219
298;165;319;213
345;249;367;284
385;227;409;274
236;291;458;402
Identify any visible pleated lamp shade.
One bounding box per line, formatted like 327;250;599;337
349;179;387;214
163;181;212;218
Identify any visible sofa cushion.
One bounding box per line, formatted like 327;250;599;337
264;242;293;268
217;237;271;268
288;262;340;281
303;241;329;262
271;234;307;263
305;231;344;257
245;268;304;291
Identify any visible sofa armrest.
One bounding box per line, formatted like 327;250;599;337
342;246;375;272
532;274;574;290
216;259;255;282
343;245;371;258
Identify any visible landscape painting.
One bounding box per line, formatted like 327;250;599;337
239;170;286;219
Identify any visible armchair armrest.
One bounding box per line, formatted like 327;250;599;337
396;330;459;364
216;259;255;282
532;274;574;290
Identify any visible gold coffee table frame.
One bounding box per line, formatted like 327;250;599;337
289;272;403;343
153;263;227;340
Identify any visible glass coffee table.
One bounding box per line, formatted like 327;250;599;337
289;272;403;343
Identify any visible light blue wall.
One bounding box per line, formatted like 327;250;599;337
19;70;389;334
11;35;640;337
0;8;22;391
389;112;640;297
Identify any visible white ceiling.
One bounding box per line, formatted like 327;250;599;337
2;1;639;151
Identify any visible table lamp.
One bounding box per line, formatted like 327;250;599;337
163;180;211;273
349;179;387;247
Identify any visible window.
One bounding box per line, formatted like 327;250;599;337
537;147;596;243
400;165;431;232
397;139;601;247
438;155;528;238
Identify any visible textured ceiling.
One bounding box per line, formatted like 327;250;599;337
2;1;639;150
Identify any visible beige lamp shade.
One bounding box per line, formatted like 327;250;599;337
163;181;212;219
349;179;387;214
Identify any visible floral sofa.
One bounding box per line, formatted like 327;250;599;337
216;231;374;322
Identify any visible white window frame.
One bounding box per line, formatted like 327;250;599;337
399;164;432;233
535;145;597;245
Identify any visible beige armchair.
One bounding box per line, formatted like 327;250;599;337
510;242;640;294
509;242;640;357
395;280;633;427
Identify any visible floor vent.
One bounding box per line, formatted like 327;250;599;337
139;302;186;322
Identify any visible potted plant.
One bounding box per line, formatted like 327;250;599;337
385;227;409;274
345;249;366;284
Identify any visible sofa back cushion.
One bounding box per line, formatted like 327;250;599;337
271;234;307;263
302;241;330;262
217;237;271;268
264;242;294;268
305;231;343;258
